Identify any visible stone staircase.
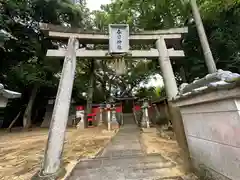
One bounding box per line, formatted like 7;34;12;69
68;154;182;180
123;113;136;125
67;116;185;180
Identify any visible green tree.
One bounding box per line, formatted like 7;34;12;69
93;0;240;84
0;0;84;128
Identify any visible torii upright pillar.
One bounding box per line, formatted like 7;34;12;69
156;36;178;100
41;37;79;176
156;36;192;171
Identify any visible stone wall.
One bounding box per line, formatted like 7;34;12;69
41;103;74;128
148;106;155;124
173;86;240;180
156;103;170;125
150;99;170;126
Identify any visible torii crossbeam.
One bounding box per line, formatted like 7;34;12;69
41;23;187;59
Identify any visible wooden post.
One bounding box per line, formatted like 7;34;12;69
41;37;78;176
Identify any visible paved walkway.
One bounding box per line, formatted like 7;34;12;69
67;115;182;180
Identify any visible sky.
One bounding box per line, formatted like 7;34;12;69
141;74;163;88
87;0;111;11
86;0;164;88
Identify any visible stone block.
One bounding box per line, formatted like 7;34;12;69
187;137;240;180
180;99;239;114
182;111;240;147
173;86;240;180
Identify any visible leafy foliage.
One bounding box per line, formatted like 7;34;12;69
1;0;240;127
0;0;85;127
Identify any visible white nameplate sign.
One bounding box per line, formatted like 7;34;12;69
109;24;129;54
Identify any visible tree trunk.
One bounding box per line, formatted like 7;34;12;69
23;85;38;129
7;111;21;132
101;80;107;101
85;60;95;128
108;81;112;99
180;66;187;83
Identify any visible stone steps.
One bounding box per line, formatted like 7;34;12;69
67;123;185;180
123;114;136;125
68;155;183;180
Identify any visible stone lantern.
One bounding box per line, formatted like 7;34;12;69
140;98;151;128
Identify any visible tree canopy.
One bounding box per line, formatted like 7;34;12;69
1;0;240;127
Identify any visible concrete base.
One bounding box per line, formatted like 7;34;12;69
31;167;66;180
76;121;85;129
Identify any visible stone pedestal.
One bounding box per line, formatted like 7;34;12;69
140;101;151;128
76;111;85;129
111;107;119;130
173;84;240;180
140;111;149;128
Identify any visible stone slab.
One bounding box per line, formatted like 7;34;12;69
191;158;231;180
172;87;240;107
180;99;239;114
68;155;178;180
182;111;240;147
187;136;240;180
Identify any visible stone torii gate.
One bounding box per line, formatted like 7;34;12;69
38;23;188;177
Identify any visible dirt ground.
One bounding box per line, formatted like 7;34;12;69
0;126;116;180
140;127;198;180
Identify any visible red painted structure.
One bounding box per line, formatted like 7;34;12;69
116;106;122;113
133;105;141;111
76;106;84;111
76;104;124;126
